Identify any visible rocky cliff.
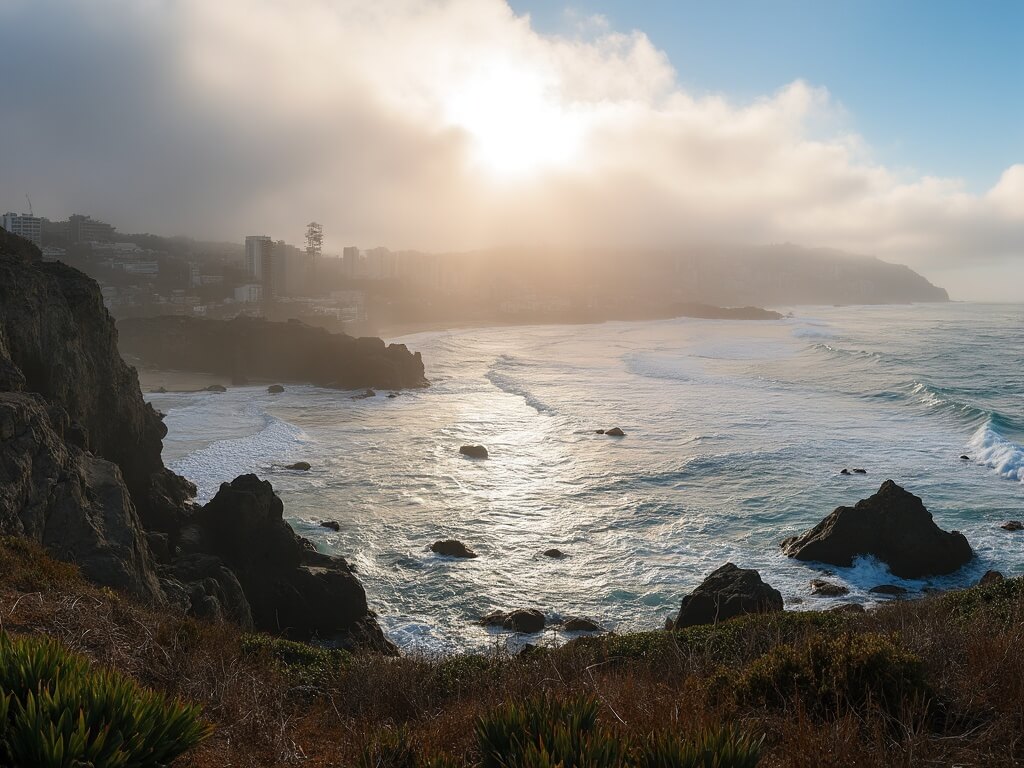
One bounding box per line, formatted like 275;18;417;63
0;229;395;651
117;316;427;389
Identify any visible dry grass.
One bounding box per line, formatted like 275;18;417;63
1;536;1023;766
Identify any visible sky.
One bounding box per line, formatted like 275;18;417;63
0;0;1021;299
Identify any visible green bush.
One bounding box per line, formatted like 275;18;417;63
241;633;349;687
357;724;460;768
475;695;759;768
737;632;930;717
0;632;210;767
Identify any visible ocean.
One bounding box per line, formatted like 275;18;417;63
147;303;1024;653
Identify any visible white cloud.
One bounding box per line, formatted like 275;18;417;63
0;0;1021;297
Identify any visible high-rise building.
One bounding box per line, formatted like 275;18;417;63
67;214;115;244
342;246;360;279
245;235;274;281
2;212;42;247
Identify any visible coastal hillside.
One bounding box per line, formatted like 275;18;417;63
0;229;395;652
117;315;426;389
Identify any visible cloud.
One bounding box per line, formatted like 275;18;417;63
0;0;1021;297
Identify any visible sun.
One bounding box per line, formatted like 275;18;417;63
443;63;584;179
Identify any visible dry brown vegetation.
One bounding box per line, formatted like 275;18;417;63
1;536;1022;767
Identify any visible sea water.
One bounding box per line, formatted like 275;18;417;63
148;303;1024;653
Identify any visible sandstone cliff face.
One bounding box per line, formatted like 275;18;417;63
118;316;427;390
0;230;395;651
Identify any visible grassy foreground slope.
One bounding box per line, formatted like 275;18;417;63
1;536;1022;767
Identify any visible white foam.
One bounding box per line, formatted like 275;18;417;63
791;327;836;340
485;357;551;413
170;402;310;501
969;421;1024;482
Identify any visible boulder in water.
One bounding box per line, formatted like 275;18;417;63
543;548;566;558
605;427;625;437
319;520;341;532
810;578;849;597
594;429;605;434
959;454;971;461
561;617;602;632
206;384;227;393
459;444;488;459
1001;521;1023;531
481;608;546;633
285;461;311;471
671;563;783;629
431;539;477;558
781;480;973;578
840;468;851;475
267;384;285;394
851;468;867;474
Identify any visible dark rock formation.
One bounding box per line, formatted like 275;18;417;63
561;617;602;632
959;455;971;461
851;468;867;474
482;608;546;633
431;539;478;558
320;520;341;532
672;563;783;629
459;445;488;459
810;578;849;597
182;475;395;652
605;427;625;437
117;316;427;390
1001;521;1023;531
869;584;907;596
206;384;227;393
267;385;285;394
781;480;973;578
0;392;162;601
0;231;394;653
594;429;605;434
285;462;311;471
543;548;565;558
978;570;1005;586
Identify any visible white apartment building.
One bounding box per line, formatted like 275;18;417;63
2;212;42;247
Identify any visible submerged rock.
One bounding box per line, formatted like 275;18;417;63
431;539;478;558
320;520;341;532
781;480;973;578
206;384;227;393
459;444;489;459
1001;521;1023;531
605;427;626;437
672;563;783;629
851;468;867;474
543;548;566;558
267;384;285;394
285;462;311;472
959;454;971;461
352;388;376;400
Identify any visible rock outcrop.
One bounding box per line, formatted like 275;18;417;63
117;316;427;390
0;231;394;653
781;480;973;578
459;445;488;459
481;608;546;633
430;539;478;558
672;563;783;629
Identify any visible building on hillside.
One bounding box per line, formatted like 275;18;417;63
342;246;360;279
2;212;42;247
234;283;263;303
245;235;274;281
68;214;116;244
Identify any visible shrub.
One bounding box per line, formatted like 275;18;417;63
636;728;762;768
737;632;930;717
0;632;210;767
357;724;460;768
241;633;349;687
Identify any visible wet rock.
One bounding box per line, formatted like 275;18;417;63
672;563;783;629
320;520;341;532
481;608;546;633
978;570;1005;586
1001;521;1024;531
543;548;566;558
605;427;625;437
459;444;489;459
840;468;851;475
352;388;376;400
869;584;908;596
285;462;311;471
206;384;227;393
595;429;605;434
561;617;602;632
959;454;971;461
431;539;478;558
810;578;849;597
267;384;285;394
851;468;867;474
781;480;973;578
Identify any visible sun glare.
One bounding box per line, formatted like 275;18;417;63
444;64;584;179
